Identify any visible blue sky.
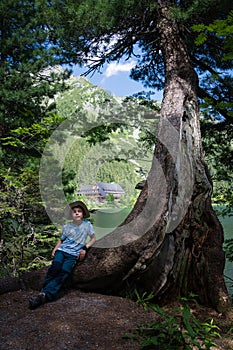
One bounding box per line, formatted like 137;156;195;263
72;60;163;101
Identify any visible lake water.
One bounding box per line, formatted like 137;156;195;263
219;215;233;297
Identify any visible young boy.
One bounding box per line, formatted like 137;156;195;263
29;200;96;309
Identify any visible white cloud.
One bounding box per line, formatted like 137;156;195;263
105;61;136;78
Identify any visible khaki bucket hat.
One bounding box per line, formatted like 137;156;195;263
66;200;90;219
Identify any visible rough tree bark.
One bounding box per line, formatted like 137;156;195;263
1;3;230;314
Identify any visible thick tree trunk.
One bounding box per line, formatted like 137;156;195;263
1;3;230;314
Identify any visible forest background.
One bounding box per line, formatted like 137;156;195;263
0;0;232;300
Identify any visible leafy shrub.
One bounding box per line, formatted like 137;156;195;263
126;292;220;350
138;304;220;350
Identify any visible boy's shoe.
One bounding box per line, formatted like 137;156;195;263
29;292;46;310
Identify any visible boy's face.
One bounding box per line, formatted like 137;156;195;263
72;207;84;222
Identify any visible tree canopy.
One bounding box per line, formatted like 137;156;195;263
45;0;232;121
0;0;70;154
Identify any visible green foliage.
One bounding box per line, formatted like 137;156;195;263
127;292;221;349
62;168;78;202
134;289;155;311
1;113;66;157
106;193;115;204
0;0;72;278
0;220;59;277
192;9;233;139
127;303;220;350
0;156;57;277
0;0;71;181
193;10;233;61
201;118;233;216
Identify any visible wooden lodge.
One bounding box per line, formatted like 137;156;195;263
77;182;125;203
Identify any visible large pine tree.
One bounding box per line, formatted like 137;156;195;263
40;0;233;312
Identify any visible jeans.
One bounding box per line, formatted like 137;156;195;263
42;250;77;301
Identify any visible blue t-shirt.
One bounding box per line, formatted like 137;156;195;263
58;220;95;257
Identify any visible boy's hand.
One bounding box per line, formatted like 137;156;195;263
78;249;86;261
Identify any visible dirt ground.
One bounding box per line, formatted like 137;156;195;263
0;289;233;350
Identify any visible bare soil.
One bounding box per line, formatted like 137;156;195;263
0;289;233;350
